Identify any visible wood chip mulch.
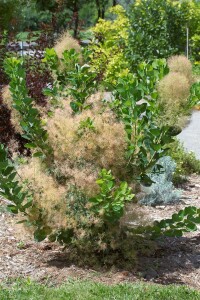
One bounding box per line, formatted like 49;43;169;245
0;175;199;289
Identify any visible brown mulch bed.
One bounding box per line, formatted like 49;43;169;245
0;175;199;289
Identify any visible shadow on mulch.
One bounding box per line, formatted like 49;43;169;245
136;234;200;285
45;234;200;286
46;254;72;269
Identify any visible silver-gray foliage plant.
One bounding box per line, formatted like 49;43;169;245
140;156;181;207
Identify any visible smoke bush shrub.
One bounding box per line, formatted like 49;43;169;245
2;85;23;134
18;158;67;229
54;32;81;59
20;93;129;198
167;55;193;84
157;55;199;127
140;156;181;207
157;72;191;126
158;72;190;106
1;45;184;264
18;161;140;266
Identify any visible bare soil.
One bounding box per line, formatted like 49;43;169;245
0;175;199;289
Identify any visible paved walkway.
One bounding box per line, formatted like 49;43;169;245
178;110;200;159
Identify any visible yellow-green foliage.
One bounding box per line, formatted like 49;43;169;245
191;33;200;61
90;5;130;84
167;55;193;84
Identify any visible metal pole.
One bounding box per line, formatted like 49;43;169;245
186;27;189;59
20;41;24;56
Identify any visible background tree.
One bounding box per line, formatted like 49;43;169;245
54;0;94;37
126;0;200;68
126;0;175;68
0;0;23;32
0;0;135;35
95;0;106;19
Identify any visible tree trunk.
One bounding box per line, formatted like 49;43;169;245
113;0;117;6
96;0;105;19
73;0;79;38
98;8;101;19
101;7;105;19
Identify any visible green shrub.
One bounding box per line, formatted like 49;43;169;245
126;0;200;68
4;57;52;159
90;169;134;223
0;57;170;265
89;5;130;84
193;62;200;78
168;139;200;184
126;0;177;68
3;25;199;265
188;81;200;109
149;206;200;238
0;144;32;215
111;60;176;185
183;1;200;62
44;48;97;112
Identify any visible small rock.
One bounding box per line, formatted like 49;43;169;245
156;206;165;209
181;196;189;199
189;184;195;188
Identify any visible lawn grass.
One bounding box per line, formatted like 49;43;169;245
0;279;199;300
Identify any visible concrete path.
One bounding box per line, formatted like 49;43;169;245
178;110;200;159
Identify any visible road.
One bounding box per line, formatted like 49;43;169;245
178;110;200;159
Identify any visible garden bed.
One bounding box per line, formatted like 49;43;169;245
0;175;199;289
